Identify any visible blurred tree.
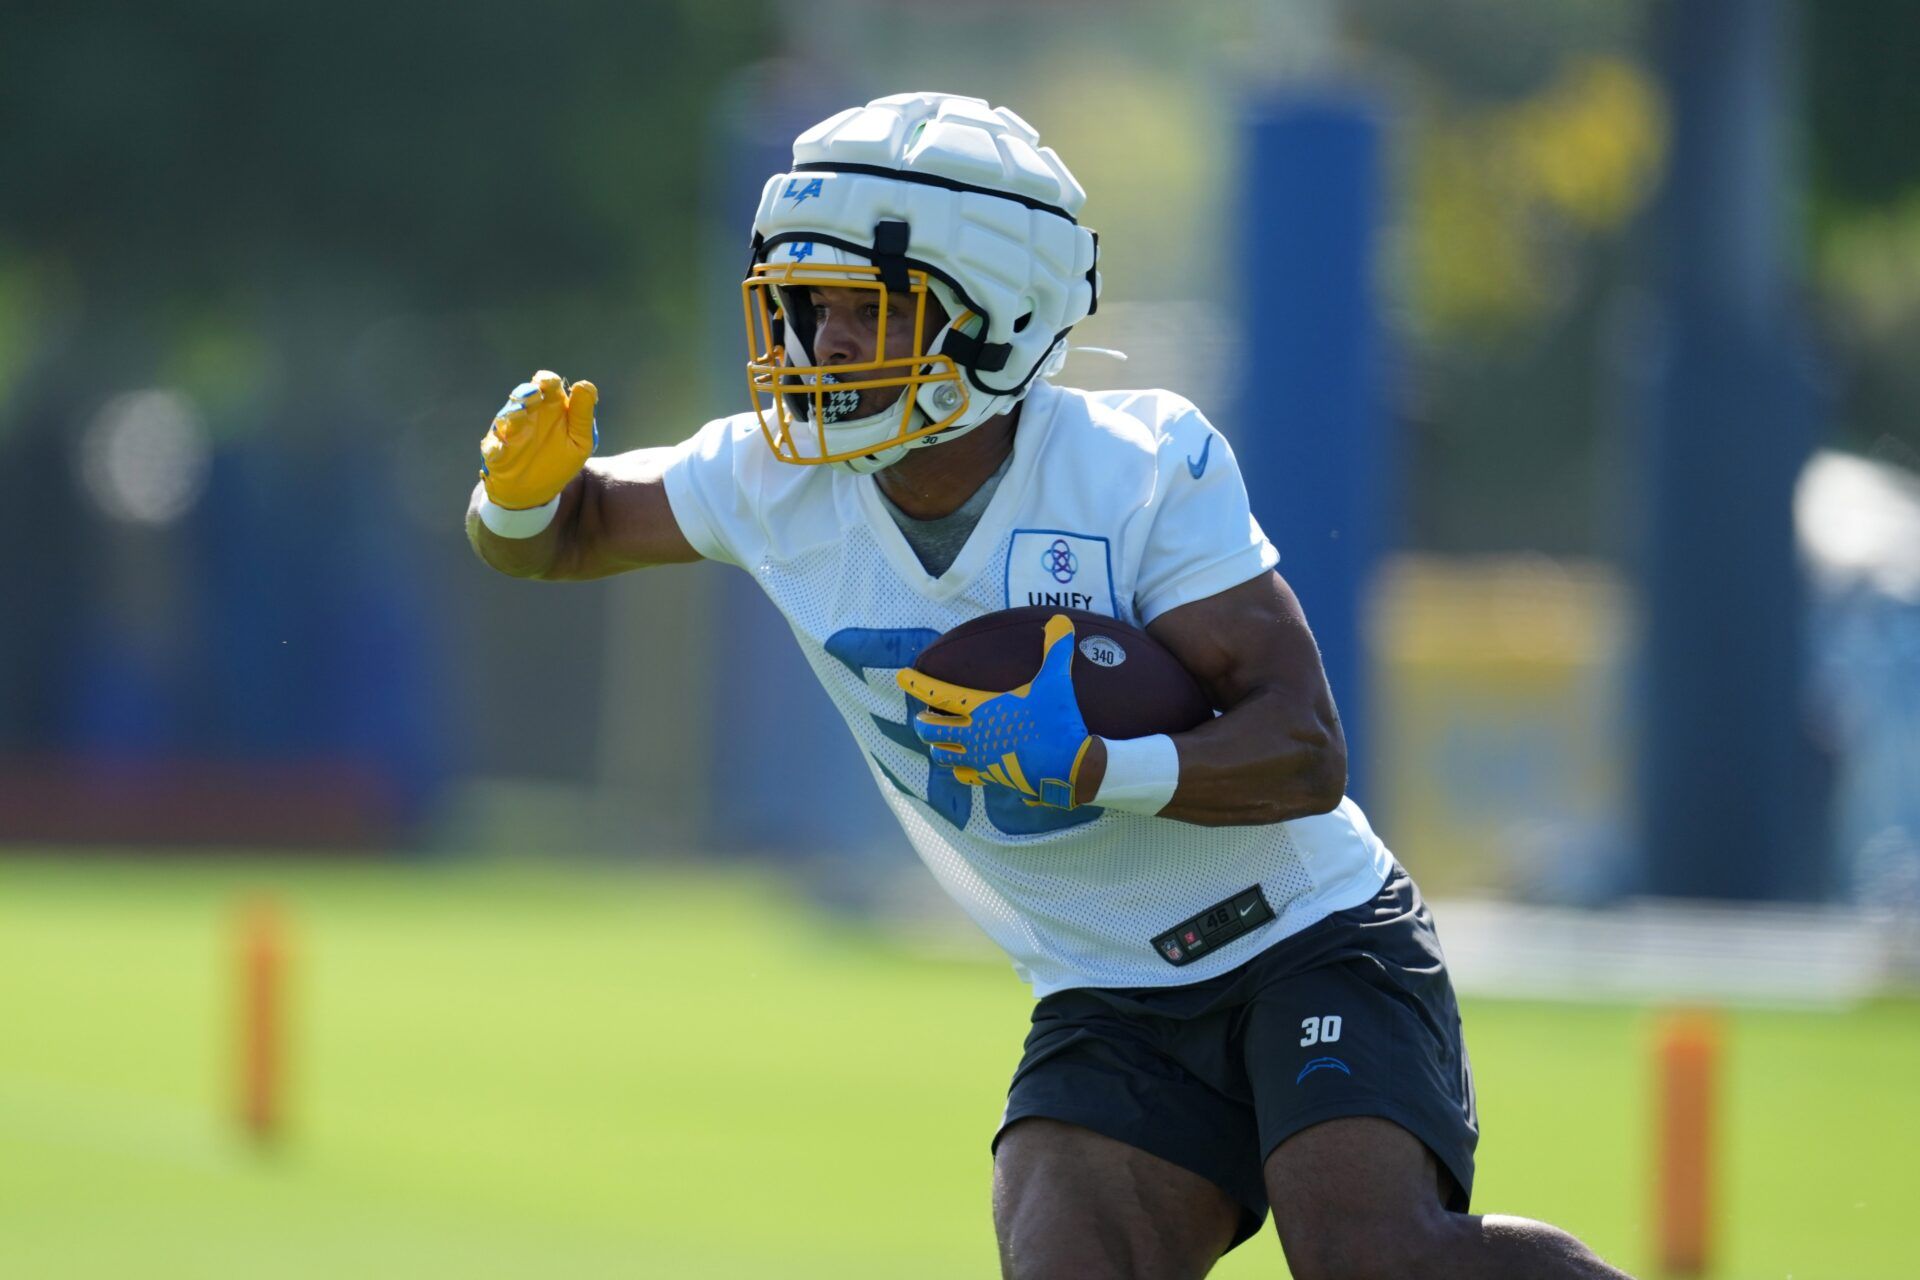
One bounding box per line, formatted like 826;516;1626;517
1339;1;1663;554
0;0;778;537
1;2;757;301
1807;0;1920;210
1404;56;1665;338
0;0;768;802
1806;0;1920;464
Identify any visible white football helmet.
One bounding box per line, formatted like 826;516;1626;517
743;91;1102;472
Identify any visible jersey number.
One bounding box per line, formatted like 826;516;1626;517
825;627;1102;836
1300;1015;1343;1047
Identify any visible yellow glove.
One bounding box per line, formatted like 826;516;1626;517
478;370;598;510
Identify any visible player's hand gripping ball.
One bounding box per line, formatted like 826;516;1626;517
898;614;1094;809
478;370;598;510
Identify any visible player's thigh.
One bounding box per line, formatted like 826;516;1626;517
994;1117;1239;1280
1263;1115;1455;1280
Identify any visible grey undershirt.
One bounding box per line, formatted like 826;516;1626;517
877;450;1014;578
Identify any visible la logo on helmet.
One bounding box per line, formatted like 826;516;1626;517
783;177;825;205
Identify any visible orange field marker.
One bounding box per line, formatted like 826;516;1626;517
1653;1008;1721;1276
237;898;288;1147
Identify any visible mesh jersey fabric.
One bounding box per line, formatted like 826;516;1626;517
661;381;1394;995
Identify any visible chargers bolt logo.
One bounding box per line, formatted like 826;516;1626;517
1042;539;1079;584
783;177;825;205
1296;1056;1352;1084
787;241;816;262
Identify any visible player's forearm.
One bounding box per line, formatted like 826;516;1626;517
1156;689;1347;826
465;478;579;580
468;456;702;581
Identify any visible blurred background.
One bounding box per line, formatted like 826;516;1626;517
3;1;1917;1276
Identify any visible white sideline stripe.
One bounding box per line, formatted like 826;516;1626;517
868;872;1914;1006
1433;897;1902;1008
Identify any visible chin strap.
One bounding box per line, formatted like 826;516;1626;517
871;220;913;293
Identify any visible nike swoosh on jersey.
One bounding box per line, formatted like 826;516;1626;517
1186;434;1214;479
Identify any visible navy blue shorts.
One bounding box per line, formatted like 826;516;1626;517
995;866;1477;1250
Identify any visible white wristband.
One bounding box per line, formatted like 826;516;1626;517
1093;733;1180;815
478;493;561;539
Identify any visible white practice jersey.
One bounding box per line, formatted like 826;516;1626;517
662;381;1394;996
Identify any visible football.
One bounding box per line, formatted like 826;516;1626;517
911;607;1214;739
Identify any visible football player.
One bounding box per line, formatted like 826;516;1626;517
467;92;1630;1280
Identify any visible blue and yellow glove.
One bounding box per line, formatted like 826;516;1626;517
478;370;598;510
896;614;1094;810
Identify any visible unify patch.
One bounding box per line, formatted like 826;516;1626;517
1004;529;1115;615
1151;885;1274;966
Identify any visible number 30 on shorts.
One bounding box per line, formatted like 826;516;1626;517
1300;1015;1344;1047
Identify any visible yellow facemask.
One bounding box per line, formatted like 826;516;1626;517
742;256;974;467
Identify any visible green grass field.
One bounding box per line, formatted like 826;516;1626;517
2;855;1915;1279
